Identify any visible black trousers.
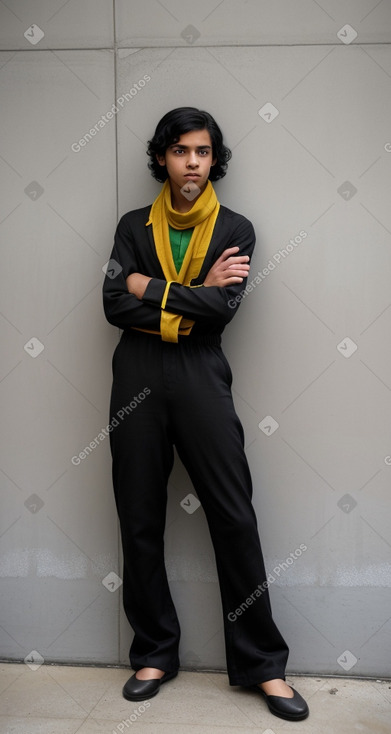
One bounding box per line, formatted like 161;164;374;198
109;329;289;687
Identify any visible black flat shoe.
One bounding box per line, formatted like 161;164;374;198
122;670;178;701
249;684;309;721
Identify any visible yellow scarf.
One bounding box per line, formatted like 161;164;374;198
134;179;220;342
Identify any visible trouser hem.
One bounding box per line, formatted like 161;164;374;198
130;659;180;675
228;671;287;687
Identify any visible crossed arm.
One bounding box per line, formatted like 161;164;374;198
103;212;255;330
126;246;250;299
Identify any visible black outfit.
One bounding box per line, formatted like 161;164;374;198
103;203;289;686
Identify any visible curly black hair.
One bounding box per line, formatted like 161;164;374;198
147;107;232;183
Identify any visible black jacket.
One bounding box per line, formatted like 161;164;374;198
103;203;256;337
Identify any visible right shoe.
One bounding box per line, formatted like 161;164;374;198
122;669;178;701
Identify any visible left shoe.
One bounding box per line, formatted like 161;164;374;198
249;683;309;721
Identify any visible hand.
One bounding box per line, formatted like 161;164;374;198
126;272;152;299
204;247;250;287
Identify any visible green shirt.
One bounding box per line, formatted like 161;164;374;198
169;226;194;273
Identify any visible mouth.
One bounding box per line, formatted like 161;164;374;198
184;173;200;178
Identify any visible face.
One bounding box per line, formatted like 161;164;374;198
156;129;217;203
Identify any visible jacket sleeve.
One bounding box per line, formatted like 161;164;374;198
142;216;256;325
102;213;161;331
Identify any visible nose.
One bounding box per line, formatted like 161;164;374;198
187;151;198;168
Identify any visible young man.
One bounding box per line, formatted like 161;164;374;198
103;107;309;721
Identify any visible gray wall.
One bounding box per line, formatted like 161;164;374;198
0;0;390;678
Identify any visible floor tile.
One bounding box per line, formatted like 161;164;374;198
92;670;259;727
0;664;88;719
0;663;389;734
0;717;86;734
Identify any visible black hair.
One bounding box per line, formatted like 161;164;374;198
147;107;232;183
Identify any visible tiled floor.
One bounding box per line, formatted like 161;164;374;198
0;663;389;733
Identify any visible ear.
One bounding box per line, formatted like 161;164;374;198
156;153;166;167
211;157;217;167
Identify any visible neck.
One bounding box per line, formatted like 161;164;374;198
169;182;203;213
